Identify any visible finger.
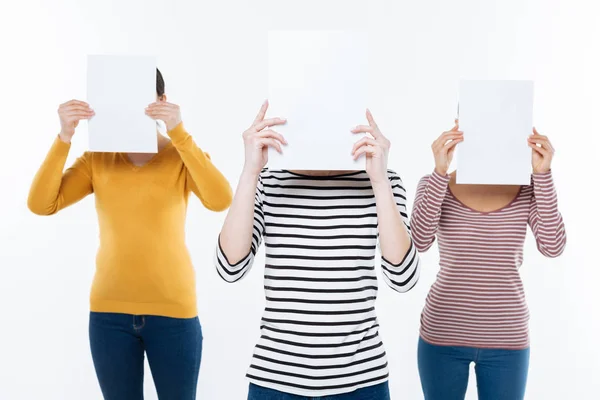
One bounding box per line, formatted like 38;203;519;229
528;143;550;157
253;100;269;125
253;117;287;131
257;129;287;145
144;108;171;114
530;133;548;141
353;145;376;160
434;131;464;149
64;112;94;120
366;109;377;127
442;137;463;151
62;105;94;113
451;122;459;131
533;127;540;136
528;138;553;152
61;100;90;108
258;137;282;153
351;125;373;134
146;102;177;109
352;137;377;154
366;109;384;139
144;110;171;118
61;104;93;113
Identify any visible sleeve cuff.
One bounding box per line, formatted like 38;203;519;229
52;134;72;154
167;122;189;143
428;170;451;194
532;170;553;183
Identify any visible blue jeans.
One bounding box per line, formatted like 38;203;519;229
247;382;390;400
89;312;202;400
417;337;529;400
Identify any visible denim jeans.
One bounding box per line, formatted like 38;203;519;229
247;382;390;400
89;312;202;400
417;337;529;400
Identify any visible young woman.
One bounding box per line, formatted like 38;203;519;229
27;69;232;399
411;121;567;400
215;101;421;400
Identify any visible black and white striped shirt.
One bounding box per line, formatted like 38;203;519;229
215;169;420;397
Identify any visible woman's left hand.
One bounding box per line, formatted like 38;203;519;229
145;101;182;131
351;109;390;185
528;128;554;174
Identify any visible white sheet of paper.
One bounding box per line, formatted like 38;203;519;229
457;80;533;185
87;55;157;153
267;31;368;170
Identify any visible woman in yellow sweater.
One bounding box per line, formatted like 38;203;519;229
27;69;232;399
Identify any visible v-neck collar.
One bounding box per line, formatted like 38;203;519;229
119;141;173;170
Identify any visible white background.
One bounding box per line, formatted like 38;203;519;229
0;0;598;399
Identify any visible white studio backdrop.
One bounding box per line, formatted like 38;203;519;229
0;0;598;399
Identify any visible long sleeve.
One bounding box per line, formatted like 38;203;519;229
410;171;450;252
27;136;93;215
214;175;265;283
528;171;567;257
379;171;421;293
167;123;233;211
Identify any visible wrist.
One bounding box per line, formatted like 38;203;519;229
240;166;261;182
371;179;392;194
58;132;73;143
533;167;551;174
434;166;448;176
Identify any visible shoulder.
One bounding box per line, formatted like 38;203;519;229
259;168;272;181
386;170;407;193
386;169;404;183
83;151;121;165
417;174;432;185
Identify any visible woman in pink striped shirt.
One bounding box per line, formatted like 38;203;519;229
410;121;566;400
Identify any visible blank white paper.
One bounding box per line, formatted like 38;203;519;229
267;31;369;170
87;55;157;153
457;80;534;185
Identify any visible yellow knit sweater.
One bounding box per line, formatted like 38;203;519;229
28;123;232;318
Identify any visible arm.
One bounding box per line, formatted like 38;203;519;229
528;171;566;257
27;136;93;215
375;171;421;293
167;123;233;211
410;122;462;252
213;100;286;283
410;172;450;252
215;171;265;283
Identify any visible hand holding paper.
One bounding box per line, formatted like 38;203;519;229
145;101;182;131
528;128;554;173
57;100;95;143
431;120;464;176
351;109;390;184
242;101;288;177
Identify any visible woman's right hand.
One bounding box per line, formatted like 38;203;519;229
242;100;287;177
58;100;94;143
432;120;464;176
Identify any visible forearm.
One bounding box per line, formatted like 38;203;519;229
530;171;567;257
219;169;262;264
168;123;233;210
410;172;449;251
373;181;411;264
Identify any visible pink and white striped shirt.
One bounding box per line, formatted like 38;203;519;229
410;170;566;349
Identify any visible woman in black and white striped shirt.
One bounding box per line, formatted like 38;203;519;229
215;101;420;399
